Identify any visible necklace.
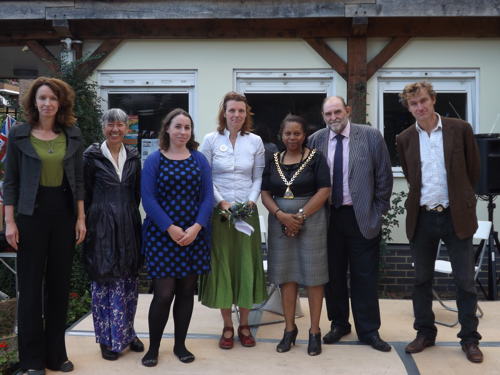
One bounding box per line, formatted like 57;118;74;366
47;140;55;154
274;149;316;199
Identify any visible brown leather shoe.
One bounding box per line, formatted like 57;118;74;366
462;343;483;363
405;336;435;353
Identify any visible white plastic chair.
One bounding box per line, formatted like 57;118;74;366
433;220;491;327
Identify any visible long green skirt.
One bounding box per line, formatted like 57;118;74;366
199;208;267;309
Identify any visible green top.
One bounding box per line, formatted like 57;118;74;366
30;132;67;187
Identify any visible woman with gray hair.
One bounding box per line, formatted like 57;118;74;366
83;108;144;361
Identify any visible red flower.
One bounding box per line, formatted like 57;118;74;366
69;292;79;299
0;342;8;349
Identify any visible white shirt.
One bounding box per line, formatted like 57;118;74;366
416;114;449;208
200;129;265;205
101;141;126;181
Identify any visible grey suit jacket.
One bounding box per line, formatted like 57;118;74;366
308;123;393;239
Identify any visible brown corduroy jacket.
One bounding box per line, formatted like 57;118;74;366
396;116;480;241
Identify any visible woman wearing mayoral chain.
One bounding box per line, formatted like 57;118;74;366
261;114;330;356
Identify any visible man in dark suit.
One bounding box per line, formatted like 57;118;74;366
396;81;482;363
309;96;393;352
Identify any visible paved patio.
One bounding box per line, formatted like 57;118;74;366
59;294;500;375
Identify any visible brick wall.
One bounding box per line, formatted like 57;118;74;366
138;243;500;300
379;244;500;300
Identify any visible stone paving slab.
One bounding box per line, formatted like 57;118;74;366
60;294;500;375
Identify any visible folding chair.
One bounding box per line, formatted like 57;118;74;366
433;220;492;327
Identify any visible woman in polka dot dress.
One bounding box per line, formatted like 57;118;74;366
140;108;213;367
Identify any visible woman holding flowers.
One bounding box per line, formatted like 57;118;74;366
261;114;330;356
199;92;267;349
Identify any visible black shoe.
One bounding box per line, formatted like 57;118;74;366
24;370;45;375
100;344;119;361
58;360;75;372
141;351;159;367
322;326;351;344
173;346;195;363
307;330;322;356
130;337;144;352
276;325;298;353
363;334;392;352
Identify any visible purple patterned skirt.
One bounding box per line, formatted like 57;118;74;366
91;277;139;352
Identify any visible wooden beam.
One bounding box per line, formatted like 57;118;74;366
1;18;500;42
347;36;367;124
44;1;348;20
25;40;59;73
52;19;71;38
304;38;347;80
345;0;500;18
351;17;368;36
77;39;122;78
367;17;500;37
367;36;410;79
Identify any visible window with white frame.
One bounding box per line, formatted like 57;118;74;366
99;70;196;161
377;69;479;172
235;70;335;149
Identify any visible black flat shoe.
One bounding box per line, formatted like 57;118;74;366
130;337;144;352
174;348;195;363
141;351;158;367
58;360;74;372
308;330;322;356
100;344;119;361
24;370;45;375
276;325;298;353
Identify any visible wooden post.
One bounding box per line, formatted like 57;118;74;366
347;36;367;124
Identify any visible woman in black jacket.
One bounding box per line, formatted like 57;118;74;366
83;108;143;361
4;77;86;374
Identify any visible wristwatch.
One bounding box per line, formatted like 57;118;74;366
298;208;307;221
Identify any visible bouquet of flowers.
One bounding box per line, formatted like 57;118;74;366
218;202;255;236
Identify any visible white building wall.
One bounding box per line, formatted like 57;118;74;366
88;39;345;136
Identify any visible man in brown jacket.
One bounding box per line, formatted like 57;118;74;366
396;81;482;363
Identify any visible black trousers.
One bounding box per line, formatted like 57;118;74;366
410;209;481;344
324;206;381;341
16;186;76;370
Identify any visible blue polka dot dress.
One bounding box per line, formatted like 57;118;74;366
143;154;210;279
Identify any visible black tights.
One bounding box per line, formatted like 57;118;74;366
143;275;197;359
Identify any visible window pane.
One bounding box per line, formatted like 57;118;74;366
245;93;326;150
384;92;467;166
108;93;189;156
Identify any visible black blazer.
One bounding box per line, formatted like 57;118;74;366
3;122;85;216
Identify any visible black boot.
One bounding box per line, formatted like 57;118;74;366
276;325;298;353
308;330;322;356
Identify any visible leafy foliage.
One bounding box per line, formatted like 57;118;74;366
381;191;407;244
66;289;92;326
58;58;103;147
380;191;407;270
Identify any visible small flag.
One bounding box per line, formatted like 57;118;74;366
0;115;16;163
